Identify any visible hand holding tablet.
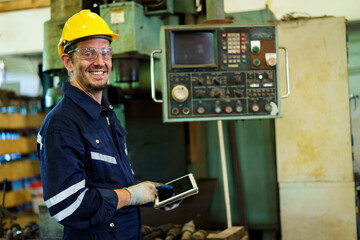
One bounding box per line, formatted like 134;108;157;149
154;173;199;209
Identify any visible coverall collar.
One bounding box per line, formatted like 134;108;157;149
61;81;113;120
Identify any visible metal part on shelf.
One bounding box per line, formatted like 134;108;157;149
180;220;195;240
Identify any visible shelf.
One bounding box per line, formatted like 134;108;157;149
0;159;40;182
0;0;50;13
0;113;46;129
0;137;38;155
0;188;32;208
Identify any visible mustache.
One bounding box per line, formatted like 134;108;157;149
87;67;108;72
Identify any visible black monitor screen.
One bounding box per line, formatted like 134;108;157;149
171;31;216;67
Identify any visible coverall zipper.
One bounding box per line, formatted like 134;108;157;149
102;108;116;143
102;108;134;184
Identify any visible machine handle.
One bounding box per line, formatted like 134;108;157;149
151;49;163;103
279;46;290;99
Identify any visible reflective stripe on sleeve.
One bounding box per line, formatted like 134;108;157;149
45;180;86;208
90;152;117;164
53;189;89;222
37;133;43;150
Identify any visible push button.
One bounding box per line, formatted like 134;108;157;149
197;106;205;114
253;59;261;66
225;106;233;113
110;222;115;227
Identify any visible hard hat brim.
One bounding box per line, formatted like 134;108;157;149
58;33;119;55
63;35;114;53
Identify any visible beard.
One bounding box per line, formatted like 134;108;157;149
84;81;108;92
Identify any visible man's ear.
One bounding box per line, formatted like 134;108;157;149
61;54;73;73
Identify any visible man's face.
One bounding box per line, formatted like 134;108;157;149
63;38;112;94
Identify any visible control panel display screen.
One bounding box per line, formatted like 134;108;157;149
160;24;280;122
171;31;216;67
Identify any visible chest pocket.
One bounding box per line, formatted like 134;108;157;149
114;123;128;147
84;134;117;165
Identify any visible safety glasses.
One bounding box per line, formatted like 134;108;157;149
67;47;112;61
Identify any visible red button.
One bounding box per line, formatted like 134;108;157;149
241;49;246;53
225;106;233;113
222;33;227;38
252;104;259;112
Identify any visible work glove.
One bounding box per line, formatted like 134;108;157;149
125;181;161;206
161;200;182;211
156;185;182;211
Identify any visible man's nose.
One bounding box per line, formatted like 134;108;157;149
94;53;106;65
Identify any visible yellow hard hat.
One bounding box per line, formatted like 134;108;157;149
58;10;119;56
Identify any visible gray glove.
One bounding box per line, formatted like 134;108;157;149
125;181;160;206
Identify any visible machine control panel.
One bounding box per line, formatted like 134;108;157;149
160;24;280;122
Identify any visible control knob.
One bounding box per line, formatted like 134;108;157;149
171;85;189;102
213;77;221;85
210;88;224;98
195;90;205;98
234;90;242;97
193;77;205;85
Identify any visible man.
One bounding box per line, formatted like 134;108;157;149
37;10;162;239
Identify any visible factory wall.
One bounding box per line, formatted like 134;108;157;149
0;7;49;96
0;7;50;56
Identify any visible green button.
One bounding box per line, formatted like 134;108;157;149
241;59;247;64
252;46;260;53
253;59;261;66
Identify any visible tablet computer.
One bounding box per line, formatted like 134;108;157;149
154;173;199;209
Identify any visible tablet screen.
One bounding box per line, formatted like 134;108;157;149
158;176;193;201
154;173;198;209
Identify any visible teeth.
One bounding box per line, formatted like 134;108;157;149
92;71;104;75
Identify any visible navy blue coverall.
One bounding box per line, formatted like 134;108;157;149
37;82;141;239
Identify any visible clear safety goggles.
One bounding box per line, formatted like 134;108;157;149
67;47;112;61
